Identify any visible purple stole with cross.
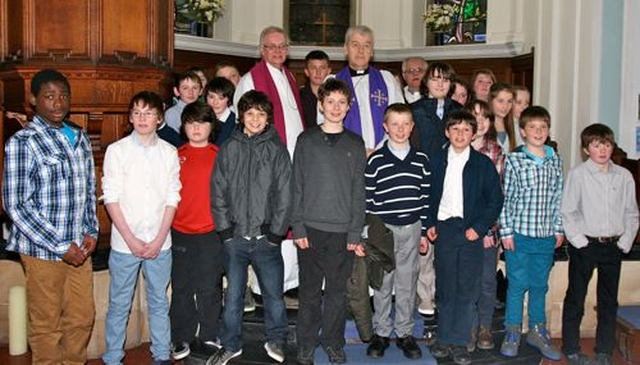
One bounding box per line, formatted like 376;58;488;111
336;66;388;146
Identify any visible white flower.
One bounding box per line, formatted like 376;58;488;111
422;2;460;33
176;0;225;22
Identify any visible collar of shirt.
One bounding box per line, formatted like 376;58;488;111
218;107;231;123
388;140;411;160
403;85;420;96
131;130;159;147
349;67;369;77
585;157;615;175
522;144;554;164
267;61;286;78
447;145;471;163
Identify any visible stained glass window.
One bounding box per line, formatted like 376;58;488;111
424;0;487;46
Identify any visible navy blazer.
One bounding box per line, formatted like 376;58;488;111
428;145;504;237
410;97;463;158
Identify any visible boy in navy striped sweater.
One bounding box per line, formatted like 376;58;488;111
365;103;431;360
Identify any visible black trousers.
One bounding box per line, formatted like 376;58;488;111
296;226;354;350
562;240;622;355
169;229;224;344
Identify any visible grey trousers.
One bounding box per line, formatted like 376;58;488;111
372;221;422;338
417;239;436;311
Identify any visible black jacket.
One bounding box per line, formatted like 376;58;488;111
211;126;292;244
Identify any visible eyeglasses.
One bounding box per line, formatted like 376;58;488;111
263;44;289;52
130;111;157;119
404;67;425;74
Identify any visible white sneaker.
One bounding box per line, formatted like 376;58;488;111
418;307;435;316
171;341;190;361
264;341;286;363
204;339;222;349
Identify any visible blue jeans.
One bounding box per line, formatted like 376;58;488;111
504;234;555;327
103;249;172;365
221;237;287;352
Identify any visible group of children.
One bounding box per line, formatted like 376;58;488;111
6;65;637;365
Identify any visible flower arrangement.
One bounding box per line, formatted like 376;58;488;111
175;0;225;23
422;2;459;33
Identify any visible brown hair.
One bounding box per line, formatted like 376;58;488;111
580;123;615;149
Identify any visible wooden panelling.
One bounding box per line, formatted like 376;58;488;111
31;1;92;62
0;0;174;248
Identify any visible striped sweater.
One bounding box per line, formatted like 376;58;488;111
365;142;431;234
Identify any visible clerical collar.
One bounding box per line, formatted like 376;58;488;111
349;67;369;77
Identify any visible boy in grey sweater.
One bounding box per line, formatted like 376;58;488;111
292;78;367;364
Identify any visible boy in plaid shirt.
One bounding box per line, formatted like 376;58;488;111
498;106;564;361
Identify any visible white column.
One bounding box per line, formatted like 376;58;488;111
620;0;640;158
531;0;602;168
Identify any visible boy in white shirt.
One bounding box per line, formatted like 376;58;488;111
102;91;181;365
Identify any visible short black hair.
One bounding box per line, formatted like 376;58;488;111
446;109;478;134
31;69;71;96
317;78;351;103
204;77;235;106
304;50;330;66
580;123;615;149
237;90;274;125
180;102;219;143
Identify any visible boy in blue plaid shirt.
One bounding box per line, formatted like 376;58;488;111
3;69;99;364
498;106;564;361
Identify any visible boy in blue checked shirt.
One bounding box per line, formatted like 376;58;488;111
3;69;99;364
561;124;639;365
499;106;564;361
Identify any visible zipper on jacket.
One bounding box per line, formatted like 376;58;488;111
246;137;252;232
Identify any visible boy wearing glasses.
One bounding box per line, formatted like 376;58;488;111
102;91;181;365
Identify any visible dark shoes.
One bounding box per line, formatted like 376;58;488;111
324;346;346;364
451;346;472;365
366;334;389;358
296;345;315;365
396;335;422;359
430;342;450;359
477;326;495;350
566;352;594;365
